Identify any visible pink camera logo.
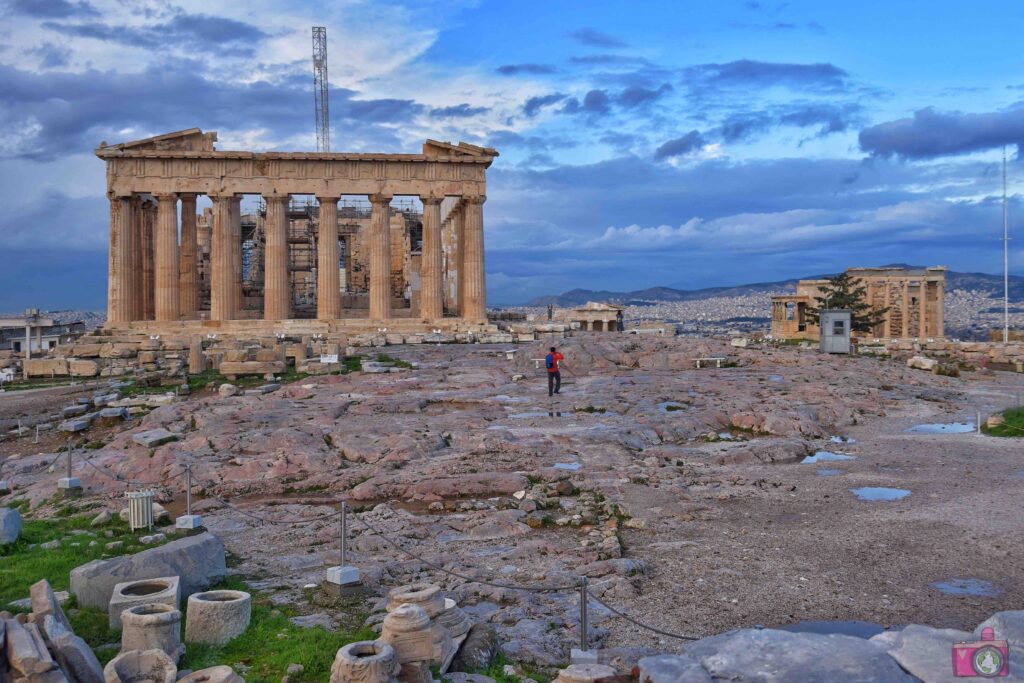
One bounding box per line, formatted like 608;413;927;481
952;627;1009;677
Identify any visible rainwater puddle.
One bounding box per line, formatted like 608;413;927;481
802;451;855;464
850;487;911;501
817;468;844;476
493;395;531;403
931;578;1002;597
778;620;892;639
907;422;974;434
657;401;686;412
510;411;564;419
768;375;784;382
717;432;735;440
831;435;857;444
553;462;581;471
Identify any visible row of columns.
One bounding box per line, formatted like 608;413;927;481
107;192;487;324
869;278;944;338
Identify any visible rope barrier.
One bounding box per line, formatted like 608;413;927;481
585;588;699;641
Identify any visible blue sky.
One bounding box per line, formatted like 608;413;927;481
1;0;1023;309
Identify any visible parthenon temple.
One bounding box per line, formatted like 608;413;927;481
771;266;947;340
97;129;498;333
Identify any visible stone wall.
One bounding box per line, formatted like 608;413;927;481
885;339;1024;370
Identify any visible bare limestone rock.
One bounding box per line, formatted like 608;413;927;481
907;356;938;371
635;654;712;683
330;641;400;683
217;384;238;398
103;649;177;683
183;590;251;646
42;613;105;683
120;604;185;663
1;507;22;545
976;611;1024;647
176;666;244;683
448;624;497;673
70;533;225;610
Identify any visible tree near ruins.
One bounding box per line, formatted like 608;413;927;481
806;272;888;333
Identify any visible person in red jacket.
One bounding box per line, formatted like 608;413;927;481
545;346;566;396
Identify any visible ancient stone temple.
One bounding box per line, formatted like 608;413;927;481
771;266;947;340
97;129;497;333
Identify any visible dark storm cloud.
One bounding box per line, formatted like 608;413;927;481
522;93;567;118
6;0;98;18
567;28;629;48
684;59;850;92
28;42;71;68
654;131;704;159
859;106;1024;159
719;103;864;142
0;61;424;160
617;83;672;108
430;103;489;118
496;63;556;75
42;11;269;57
581;89;611;114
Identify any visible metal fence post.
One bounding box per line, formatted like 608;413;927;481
66;442;73;480
185;464;193;517
579;576;589;651
340;501;348;568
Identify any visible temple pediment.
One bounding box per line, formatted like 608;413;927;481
423;140;499;159
98;128;218;153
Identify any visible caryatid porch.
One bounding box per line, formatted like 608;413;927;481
97;129;497;330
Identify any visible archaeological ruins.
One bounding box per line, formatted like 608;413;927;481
97;129;498;335
771;266;947;341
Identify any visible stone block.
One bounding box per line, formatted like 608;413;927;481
221;350;249;363
103;649;177;683
1;507;22;545
99;407;130;420
176;515;203;530
62;404;88;418
4;618;56;676
73;344;103;358
330;641;400;683
70;360;100;377
108;576;180;629
569;649;598;665
70;532;225;610
253;349;279;362
217;384;239;397
42;613;105;683
177;666;244;683
58;418;90;433
326;566;360;586
218;361;285;377
132;429;179;448
58;477;82;489
137;351;157;364
100;344;137;359
31;579;71;632
24;359;69;377
184;590;251;645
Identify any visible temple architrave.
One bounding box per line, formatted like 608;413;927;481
771;266;947;340
97;128;498;334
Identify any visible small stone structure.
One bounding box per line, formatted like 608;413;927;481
330;641;401;683
103;649;177;683
183;590;252;645
119;604;185;663
569;302;624;333
378;604;435;683
108;577;180;629
176;666;245;683
384;584;455;671
553;663;617;683
771;266;946;341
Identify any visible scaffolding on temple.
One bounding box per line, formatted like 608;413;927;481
312;26;330;153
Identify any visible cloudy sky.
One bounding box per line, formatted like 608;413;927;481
2;0;1023;309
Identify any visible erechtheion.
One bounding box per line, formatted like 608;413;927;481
771;266;946;340
96;129;498;334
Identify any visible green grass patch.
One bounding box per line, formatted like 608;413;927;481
343;356;363;373
0;514;160;605
576;406;607;414
0;377;79;392
475;652;551;683
180;578;375;683
982;407;1024;438
185;367;311;393
374;353;413;369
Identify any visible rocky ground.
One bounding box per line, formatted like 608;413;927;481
2;336;1024;670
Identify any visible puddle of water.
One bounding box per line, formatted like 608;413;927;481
717;432;735;440
657;401;686;412
816;468;843;476
493;395;531;403
768;374;784;382
778;620;892;639
802;451;855;464
510;411;563;419
831;435;856;444
907;422;974;434
931;578;1002;597
553;462;581;471
850;487;911;501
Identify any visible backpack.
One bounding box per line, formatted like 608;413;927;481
545;353;554;369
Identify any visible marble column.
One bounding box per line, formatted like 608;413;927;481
107;195;133;323
919;280;928;338
264;194;291;320
901;280;910;338
882;281;892;338
453;205;465;314
419;195;443;321
936;281;944;337
230;196;243;316
317;196;340;319
142;199;157;320
126;196;141;321
209;195;235;321
369;194;393;320
178;193;199;317
154;193;180;322
461;195;487;322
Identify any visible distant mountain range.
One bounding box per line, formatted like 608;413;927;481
525;266;1024;307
